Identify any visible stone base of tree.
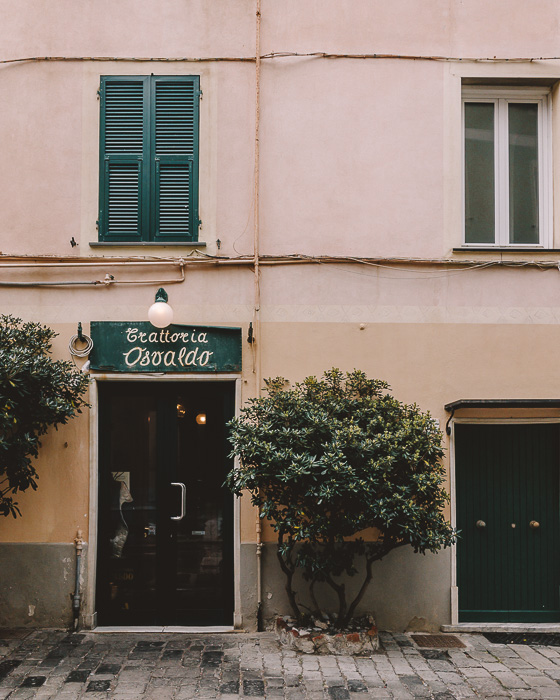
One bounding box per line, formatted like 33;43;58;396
275;617;379;655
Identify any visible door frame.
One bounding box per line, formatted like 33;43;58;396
449;416;560;625
84;372;242;630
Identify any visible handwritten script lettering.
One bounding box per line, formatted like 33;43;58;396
123;327;213;369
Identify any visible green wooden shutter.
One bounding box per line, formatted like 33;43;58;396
152;77;199;242
99;77;148;242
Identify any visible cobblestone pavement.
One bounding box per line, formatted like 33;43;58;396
2;629;560;699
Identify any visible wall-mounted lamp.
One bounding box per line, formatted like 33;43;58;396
195;413;207;425
148;288;174;328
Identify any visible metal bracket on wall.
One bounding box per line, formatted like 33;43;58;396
445;407;455;436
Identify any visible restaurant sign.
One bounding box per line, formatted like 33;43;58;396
89;322;242;373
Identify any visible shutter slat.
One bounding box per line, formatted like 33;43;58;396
104;82;144;155
156;163;191;237
155;82;196;156
106;162;142;238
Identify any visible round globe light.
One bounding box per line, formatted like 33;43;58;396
148;300;174;328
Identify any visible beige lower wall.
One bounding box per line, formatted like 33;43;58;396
2;307;559;629
257;543;451;633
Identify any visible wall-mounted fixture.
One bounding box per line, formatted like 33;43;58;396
195;413;207;425
69;322;93;358
247;322;255;344
148;288;174;328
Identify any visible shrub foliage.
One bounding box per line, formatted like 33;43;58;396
0;315;89;517
226;369;456;627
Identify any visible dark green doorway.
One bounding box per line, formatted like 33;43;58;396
96;381;235;626
456;423;560;622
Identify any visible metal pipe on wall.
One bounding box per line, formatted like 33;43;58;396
253;0;263;633
72;529;84;630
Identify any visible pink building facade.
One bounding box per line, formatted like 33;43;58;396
1;0;560;631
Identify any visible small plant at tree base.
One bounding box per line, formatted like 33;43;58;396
0;315;89;518
226;369;456;629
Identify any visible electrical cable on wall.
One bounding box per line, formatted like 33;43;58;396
69;332;94;358
2;52;560;65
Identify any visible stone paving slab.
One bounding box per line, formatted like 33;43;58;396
1;630;560;698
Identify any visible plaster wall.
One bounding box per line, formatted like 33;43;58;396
3;3;560;260
0;543;83;628
3;259;560;548
261;0;560;58
258;543;451;634
2;0;560;630
3;0;559;60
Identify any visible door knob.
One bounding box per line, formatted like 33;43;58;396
476;520;486;528
529;520;540;529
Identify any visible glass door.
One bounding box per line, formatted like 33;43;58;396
96;381;235;626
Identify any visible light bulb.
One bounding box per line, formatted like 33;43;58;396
148;301;174;328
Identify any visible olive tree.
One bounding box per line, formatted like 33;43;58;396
0;315;89;517
226;369;456;628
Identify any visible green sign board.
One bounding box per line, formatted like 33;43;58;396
90;322;242;373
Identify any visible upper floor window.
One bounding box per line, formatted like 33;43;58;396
98;75;200;243
463;87;552;248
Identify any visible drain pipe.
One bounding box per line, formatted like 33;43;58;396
253;0;263;632
72;529;84;630
256;514;263;631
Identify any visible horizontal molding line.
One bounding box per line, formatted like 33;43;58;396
3;53;560;66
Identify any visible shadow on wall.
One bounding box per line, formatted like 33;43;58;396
258;543;451;633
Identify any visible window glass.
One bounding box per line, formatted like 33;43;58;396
464;102;495;244
509;103;539;244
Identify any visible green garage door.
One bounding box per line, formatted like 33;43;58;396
456;423;560;622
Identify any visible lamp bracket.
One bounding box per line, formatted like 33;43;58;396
155;288;168;303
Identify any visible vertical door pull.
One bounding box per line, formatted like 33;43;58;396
171;482;186;521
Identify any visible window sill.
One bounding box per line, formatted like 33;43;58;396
453;247;560;252
89;241;206;248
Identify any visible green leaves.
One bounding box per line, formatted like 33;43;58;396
226;368;456;623
0;315;90;517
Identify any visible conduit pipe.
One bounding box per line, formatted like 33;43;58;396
0;263;185;288
0;260;185;268
72;529;84;631
0;255;558;269
253;0;263;633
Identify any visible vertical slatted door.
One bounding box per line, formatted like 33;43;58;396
456;424;560;622
152;77;199;242
99;78;148;241
509;424;560;621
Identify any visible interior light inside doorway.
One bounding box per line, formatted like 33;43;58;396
195;413;207;425
148;288;174;328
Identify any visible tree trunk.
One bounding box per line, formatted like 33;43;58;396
323;573;347;627
276;531;302;622
343;540;408;626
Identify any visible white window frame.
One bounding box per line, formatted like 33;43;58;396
462;86;552;248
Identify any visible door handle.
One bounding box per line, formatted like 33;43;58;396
529;520;540;529
476;520;486;528
170;482;186;521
